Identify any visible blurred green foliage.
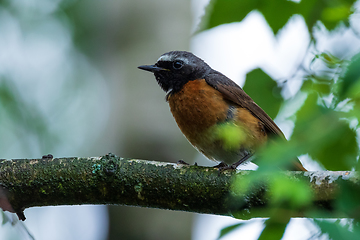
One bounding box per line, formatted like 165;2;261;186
200;0;356;36
0;78;56;155
216;222;245;240
200;0;360;239
214;123;247;151
243;69;283;119
258;216;290;240
314;219;360;239
292;92;358;170
0;0;194;239
340;52;360;100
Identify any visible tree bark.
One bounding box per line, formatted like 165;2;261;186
0;154;357;220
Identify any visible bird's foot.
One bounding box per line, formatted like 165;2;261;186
213;162;228;168
42;154;53;159
177;160;190;165
213;162;238;174
177;160;199;166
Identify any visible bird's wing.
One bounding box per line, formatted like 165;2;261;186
204;70;285;138
204;70;308;171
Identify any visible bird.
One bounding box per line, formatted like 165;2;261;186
138;51;306;171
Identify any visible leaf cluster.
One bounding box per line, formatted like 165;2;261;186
199;0;360;239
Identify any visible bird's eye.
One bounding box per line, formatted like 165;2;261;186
173;60;183;69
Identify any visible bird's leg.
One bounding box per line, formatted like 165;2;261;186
230;152;253;169
217;152;253;172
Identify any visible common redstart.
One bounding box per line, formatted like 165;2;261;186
138;51;306;171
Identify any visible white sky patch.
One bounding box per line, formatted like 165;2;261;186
191;12;310;89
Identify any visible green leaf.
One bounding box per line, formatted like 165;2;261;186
301;78;332;95
259;1;298;34
292;93;358;170
200;0;297;35
336;181;360;218
309;120;358;170
1;211;10;225
314;219;360;240
199;0;256;32
258;216;290;240
217;223;245;239
319;1;354;30
321;5;353;23
243;69;283;119
199;0;356;35
339;52;360;99
214;123;247;151
269;175;312;208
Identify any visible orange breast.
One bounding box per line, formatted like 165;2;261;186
168;79;227;141
167;79;267;164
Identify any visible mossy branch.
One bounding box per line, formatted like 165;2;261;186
0;154;358;220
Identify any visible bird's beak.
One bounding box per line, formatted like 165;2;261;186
138;65;168;72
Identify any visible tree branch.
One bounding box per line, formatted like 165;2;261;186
0;154;358;220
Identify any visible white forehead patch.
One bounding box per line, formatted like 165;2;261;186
157;54;190;65
157;54;172;62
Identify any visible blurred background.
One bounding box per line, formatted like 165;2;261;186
0;0;359;239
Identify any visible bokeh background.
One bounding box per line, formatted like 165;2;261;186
0;0;360;239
